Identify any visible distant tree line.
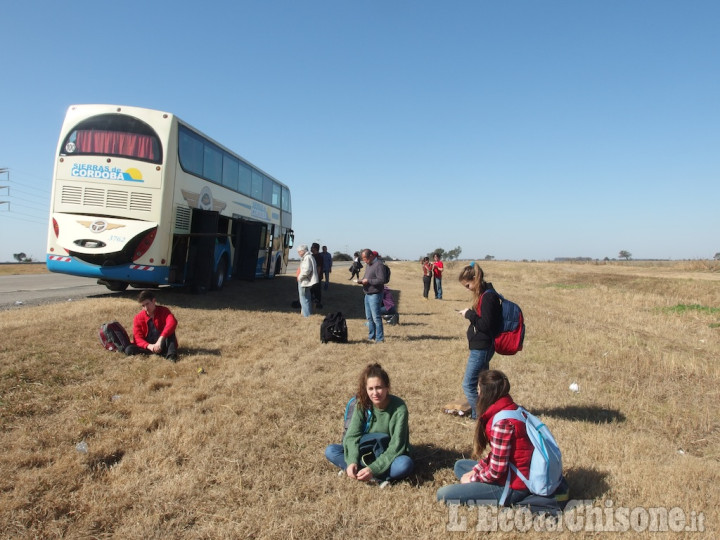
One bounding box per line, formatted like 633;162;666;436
331;251;397;262
425;246;462;261
325;248;720;262
13;252;33;263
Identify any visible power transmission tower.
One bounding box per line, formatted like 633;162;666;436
0;167;9;211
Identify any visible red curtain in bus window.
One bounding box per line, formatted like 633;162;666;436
76;130;156;160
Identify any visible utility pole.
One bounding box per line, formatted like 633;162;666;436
0;167;9;211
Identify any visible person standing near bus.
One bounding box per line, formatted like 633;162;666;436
349;252;363;280
358;249;385;343
311;243;324;309
432;252;444;300
125;290;179;361
297;244;319;317
322;245;333;290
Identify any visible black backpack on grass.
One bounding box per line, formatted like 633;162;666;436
320;312;348;343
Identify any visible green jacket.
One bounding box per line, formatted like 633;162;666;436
343;395;410;476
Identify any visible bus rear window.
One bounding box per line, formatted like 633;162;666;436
61;114;162;164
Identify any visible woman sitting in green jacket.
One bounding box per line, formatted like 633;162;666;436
324;363;414;485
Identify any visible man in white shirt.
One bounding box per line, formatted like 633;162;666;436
296;244;319;317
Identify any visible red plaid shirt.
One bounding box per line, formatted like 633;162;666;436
469;395;533;489
471;419;515;483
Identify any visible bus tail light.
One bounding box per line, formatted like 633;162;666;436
52;218;59;238
133;228;157;261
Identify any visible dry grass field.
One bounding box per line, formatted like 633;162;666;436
0;263;49;276
0;260;718;539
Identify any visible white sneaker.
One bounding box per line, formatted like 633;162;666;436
379;480;390;489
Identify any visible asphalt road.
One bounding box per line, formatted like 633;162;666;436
0;273;113;310
0;260;349;311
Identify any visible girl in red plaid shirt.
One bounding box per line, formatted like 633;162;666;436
437;370;535;505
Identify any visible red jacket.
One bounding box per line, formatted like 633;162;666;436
475;395;534;491
132;305;178;348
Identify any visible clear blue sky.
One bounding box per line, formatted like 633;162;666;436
1;1;718;262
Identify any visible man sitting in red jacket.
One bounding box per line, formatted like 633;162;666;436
125;290;179;362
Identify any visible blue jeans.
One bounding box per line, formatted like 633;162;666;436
364;293;384;342
434;277;442;299
436;459;528;505
324;444;414;481
462;347;495;418
298;284;312;317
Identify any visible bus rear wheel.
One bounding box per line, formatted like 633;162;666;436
105;280;129;292
212;258;227;291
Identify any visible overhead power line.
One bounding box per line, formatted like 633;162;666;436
0;211;45;226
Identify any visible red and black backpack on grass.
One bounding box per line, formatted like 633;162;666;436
99;321;131;352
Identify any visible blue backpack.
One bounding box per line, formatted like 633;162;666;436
492;407;563;505
343;396;372;439
343;397;389;467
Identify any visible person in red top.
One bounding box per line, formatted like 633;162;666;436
431;252;444;299
125;290;179;362
436;370;534;505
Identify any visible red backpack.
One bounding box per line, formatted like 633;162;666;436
494;292;525;355
99;321;131;352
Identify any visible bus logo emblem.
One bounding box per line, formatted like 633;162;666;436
77;220;125;233
90;220;108;233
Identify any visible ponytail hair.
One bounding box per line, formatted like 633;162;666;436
458;262;488;307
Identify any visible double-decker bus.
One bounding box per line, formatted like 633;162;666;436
46;104;293;292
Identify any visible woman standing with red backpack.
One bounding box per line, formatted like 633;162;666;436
457;262;503;419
